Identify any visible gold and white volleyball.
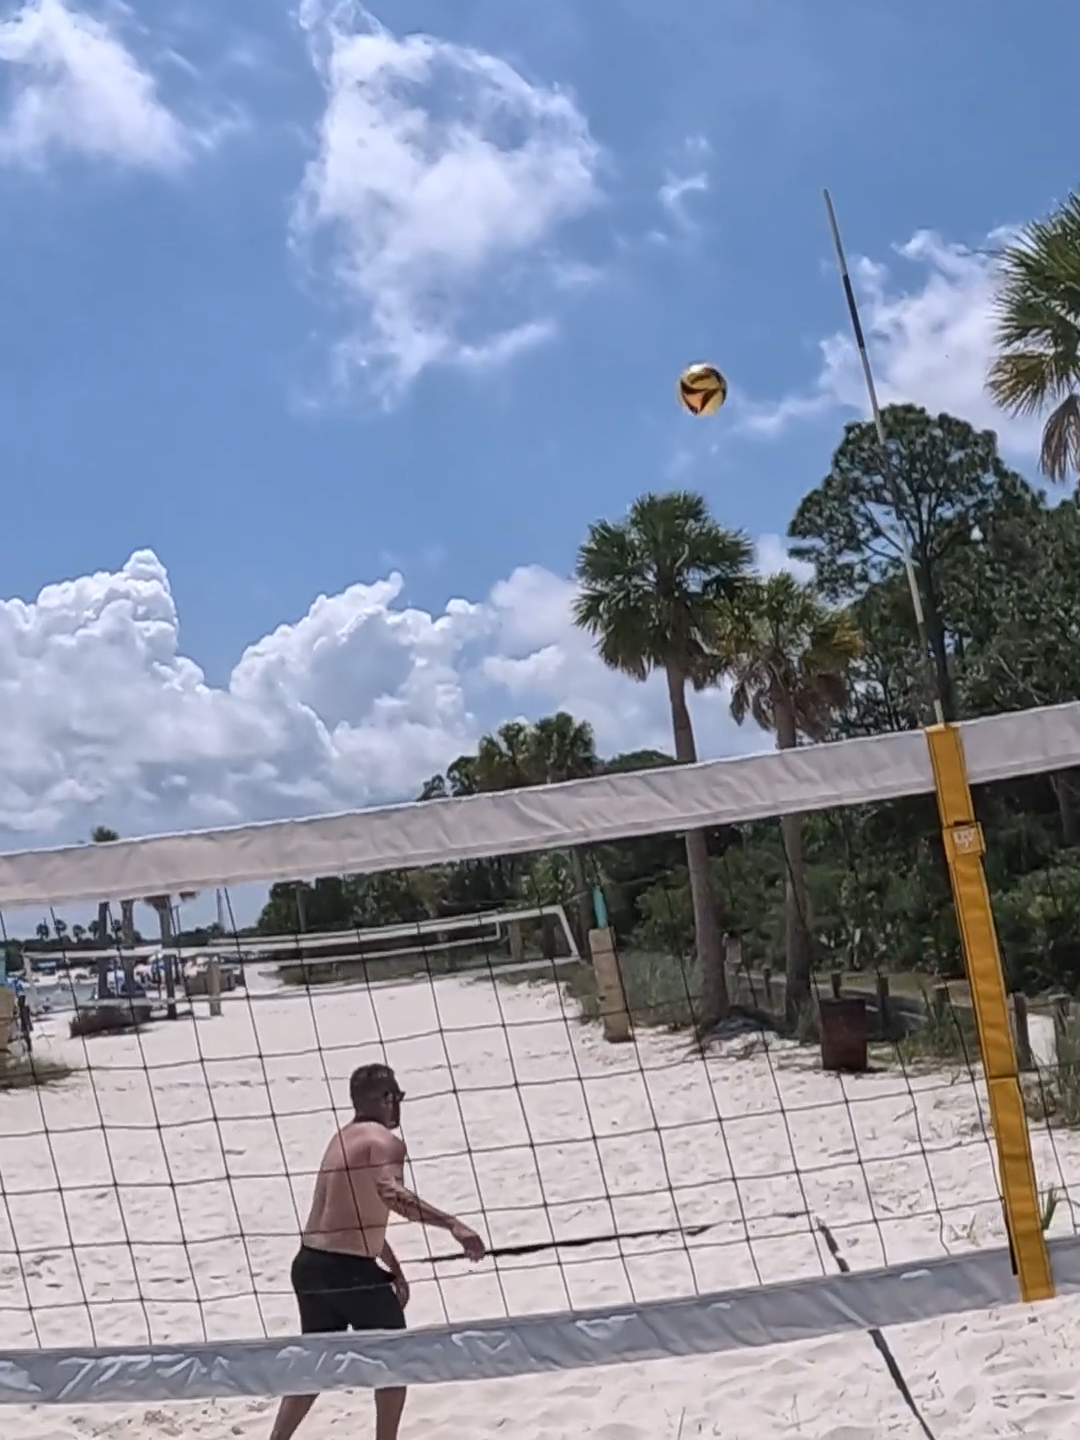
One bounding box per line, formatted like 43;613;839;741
678;362;728;416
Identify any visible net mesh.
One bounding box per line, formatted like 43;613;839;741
1;772;1071;1374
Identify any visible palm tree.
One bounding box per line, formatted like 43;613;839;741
475;722;533;791
475;719;595;956
987;191;1080;483
722;573;862;1024
527;713;599;958
574;491;754;1026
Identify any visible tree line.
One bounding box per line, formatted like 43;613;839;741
254;190;1080;1030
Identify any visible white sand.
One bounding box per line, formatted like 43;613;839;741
3;968;1080;1438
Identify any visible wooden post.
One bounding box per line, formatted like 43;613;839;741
723;934;740;1010
875;973;891;1037
588;928;631;1043
761;966;773;1011
1011;992;1033;1072
540;914;556;962
207;959;223;1018
150;897;179;1021
0;987;15;1058
507;919;525;964
1051;992;1071;1033
830;970;843;999
929;982;949;1023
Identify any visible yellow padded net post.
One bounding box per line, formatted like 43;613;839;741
925;723;1054;1303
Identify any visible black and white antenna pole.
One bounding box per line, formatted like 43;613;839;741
822;189;945;728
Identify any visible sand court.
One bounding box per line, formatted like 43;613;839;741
3;969;1080;1437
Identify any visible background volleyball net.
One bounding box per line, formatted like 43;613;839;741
3;702;1080;1405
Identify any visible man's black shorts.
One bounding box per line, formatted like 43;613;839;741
291;1245;406;1334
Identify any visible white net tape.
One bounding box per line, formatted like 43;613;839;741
4;701;1079;909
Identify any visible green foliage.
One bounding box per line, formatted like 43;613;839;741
988;189;1080;484
573;490;753;691
243;374;1080;1043
631;878;694;958
791;404;1029;720
560;951;701;1031
724;572;862;743
893;992;979;1067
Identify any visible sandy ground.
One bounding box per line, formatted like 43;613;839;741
2;969;1080;1438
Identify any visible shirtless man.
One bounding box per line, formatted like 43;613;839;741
269;1063;486;1440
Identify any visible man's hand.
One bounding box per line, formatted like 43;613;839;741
449;1219;486;1262
379;1239;409;1309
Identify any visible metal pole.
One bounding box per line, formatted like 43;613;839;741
823;190;945;727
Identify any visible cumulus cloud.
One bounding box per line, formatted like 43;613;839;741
0;0;203;171
0;545;813;848
290;0;600;397
738;230;1040;456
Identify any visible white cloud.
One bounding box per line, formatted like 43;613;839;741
290;0;600;398
0;0;197;171
739;230;1041;456
657;134;710;229
0;546;792;849
754;533;813;581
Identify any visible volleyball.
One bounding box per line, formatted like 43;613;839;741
678;362;727;416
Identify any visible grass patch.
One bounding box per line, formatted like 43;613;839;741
555;951;700;1031
0;1055;75;1091
889;992;980;1068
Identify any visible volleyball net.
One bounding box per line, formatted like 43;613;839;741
3;702;1080;1405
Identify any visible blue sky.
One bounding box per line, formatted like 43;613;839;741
0;0;1072;863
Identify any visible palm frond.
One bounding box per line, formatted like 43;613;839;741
1040;394;1080;483
988;191;1080;481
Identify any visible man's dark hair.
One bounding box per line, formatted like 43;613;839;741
349;1063;397;1114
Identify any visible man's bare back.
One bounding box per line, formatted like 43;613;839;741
303;1120;405;1258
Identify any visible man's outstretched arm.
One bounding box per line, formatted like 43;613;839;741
374;1166;458;1230
372;1154;485;1258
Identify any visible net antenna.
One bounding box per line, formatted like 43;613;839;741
822;188;946;727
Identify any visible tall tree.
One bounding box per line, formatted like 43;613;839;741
987;190;1080;484
832;575;925;738
418;756;479;801
950;486;1080;842
722;573;862;1021
475;722;533;792
574;490;754;1026
789;404;1026;720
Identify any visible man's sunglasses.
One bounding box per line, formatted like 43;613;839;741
381;1087;406;1103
